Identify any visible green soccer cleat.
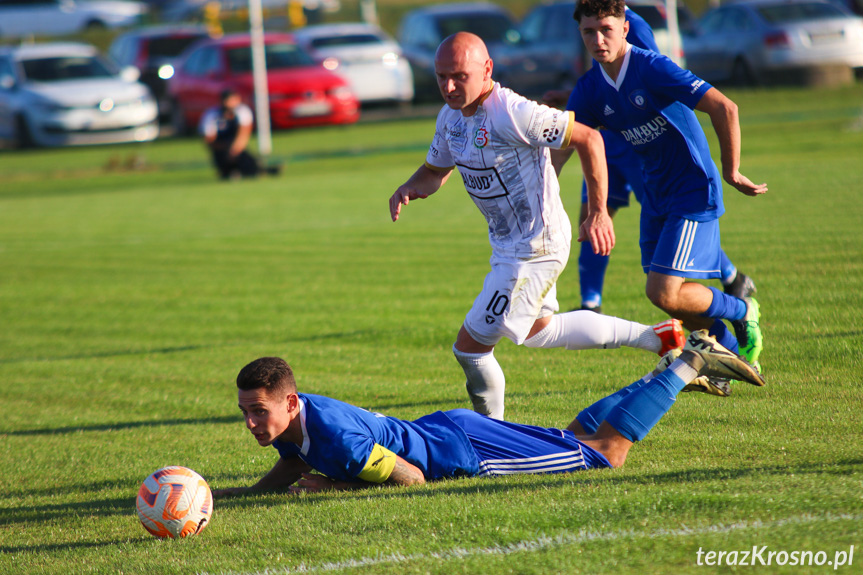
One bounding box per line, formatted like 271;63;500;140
731;297;763;367
683;330;766;387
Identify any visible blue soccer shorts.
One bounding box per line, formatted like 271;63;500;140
640;213;722;279
445;409;611;476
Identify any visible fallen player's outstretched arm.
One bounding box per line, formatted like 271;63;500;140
212;456;311;498
290;455;426;493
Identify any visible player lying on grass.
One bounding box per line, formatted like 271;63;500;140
213;331;764;497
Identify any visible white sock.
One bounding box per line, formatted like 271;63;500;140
453;346;506;420
669;359;699;383
523;311;660;352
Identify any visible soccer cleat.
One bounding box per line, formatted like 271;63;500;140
682;376;732;397
730;297;763;366
724;272;757;299
653;348;731;396
653;318;685;356
684;330;766;386
578;304;602;314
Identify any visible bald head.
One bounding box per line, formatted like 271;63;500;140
434;32;494;116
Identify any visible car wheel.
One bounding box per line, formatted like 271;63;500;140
15;114;35;149
171;101;189;137
730;58;755;87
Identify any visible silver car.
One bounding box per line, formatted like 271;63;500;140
0;0;147;39
684;0;863;84
292;23;414;105
0;43;159;148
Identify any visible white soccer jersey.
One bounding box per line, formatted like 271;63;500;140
425;83;575;259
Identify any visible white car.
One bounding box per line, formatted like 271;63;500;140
0;43;159;148
293;23;414;105
0;0;147;38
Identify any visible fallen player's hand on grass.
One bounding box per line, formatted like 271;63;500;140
290;472;356;493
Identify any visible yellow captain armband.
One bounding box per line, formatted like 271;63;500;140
560;111;576;148
357;444;397;483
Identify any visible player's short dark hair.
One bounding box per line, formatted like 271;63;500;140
220;88;239;102
236;357;297;395
573;0;626;22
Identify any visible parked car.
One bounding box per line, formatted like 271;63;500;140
167;33;359;134
0;0;147;39
684;0;863;84
508;0;692;97
108;26;212;121
397;2;531;100
511;0;586;96
160;0;339;23
292;23;414;106
626;0;695;67
0;43;158;148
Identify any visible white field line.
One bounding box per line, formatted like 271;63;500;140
199;511;862;575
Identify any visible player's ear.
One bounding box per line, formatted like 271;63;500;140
622;20;630;37
484;58;493;81
286;392;299;413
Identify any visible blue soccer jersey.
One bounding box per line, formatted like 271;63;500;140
568;45;723;222
272;394;480;482
272;395;611;483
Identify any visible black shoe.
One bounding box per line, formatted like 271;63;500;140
573;305;601;314
724;272;757;299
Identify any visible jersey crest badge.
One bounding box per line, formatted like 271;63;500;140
629;90;648;110
474;127;489;148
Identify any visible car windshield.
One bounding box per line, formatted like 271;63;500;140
226;43;314;72
436;13;516;43
21;56;115;82
757;2;847;22
309;34;383;48
148;36;207;59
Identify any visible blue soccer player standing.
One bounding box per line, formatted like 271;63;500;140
566;0;766;369
545;4;756;315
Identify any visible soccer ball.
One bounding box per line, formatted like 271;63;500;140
136;466;213;539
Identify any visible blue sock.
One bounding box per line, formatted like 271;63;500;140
579;240;609;308
709;319;740;354
719;250;736;285
576;377;651;434
604;371;687;442
703;286;747;321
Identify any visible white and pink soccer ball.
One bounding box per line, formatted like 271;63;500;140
136;466;213;539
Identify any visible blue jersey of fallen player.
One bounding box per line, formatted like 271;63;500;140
272;393;480;482
568;45;723;221
272;393;610;483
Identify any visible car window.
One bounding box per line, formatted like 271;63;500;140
629;5;667;30
226;43;314;73
518;7;548;43
148;36;208;60
725;8;756;31
199;47;221;75
401;14;440;48
20;56;115;81
436;13;516;44
0;57;16;83
108;36;133;66
757;2;847;22
181;47;207;75
309;33;383;48
698;9;727;33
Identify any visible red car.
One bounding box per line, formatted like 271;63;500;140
168;32;359;133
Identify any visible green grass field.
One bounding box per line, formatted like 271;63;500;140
1;84;862;575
